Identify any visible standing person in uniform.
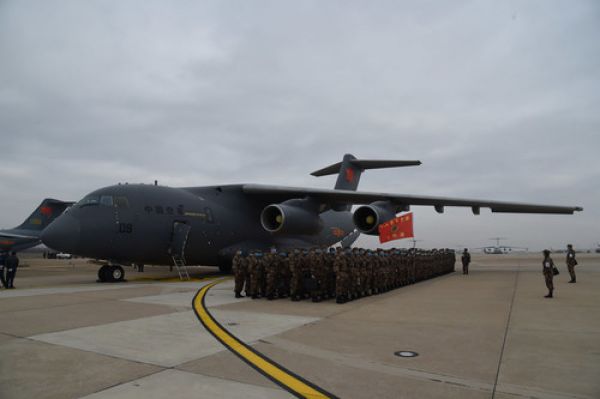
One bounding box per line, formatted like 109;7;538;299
246;251;257;299
5;252;19;289
264;251;279;300
252;251;265;299
566;244;577;283
0;251;7;289
542;249;555;298
461;248;471;275
289;249;302;301
278;251;290;298
232;250;247;298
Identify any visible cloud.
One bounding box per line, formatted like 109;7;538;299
0;0;598;250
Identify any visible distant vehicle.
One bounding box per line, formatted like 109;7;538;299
1;199;74;253
56;252;72;259
41;154;583;283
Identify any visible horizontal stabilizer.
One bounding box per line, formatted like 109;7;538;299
311;159;421;177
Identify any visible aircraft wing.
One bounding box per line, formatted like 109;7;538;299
242;184;583;214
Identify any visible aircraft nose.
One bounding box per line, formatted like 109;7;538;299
41;213;81;253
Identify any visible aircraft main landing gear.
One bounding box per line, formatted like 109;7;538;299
97;265;126;283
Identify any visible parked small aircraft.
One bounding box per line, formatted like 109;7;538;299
1;199;74;253
41;154;583;282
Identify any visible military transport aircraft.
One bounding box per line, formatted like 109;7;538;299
41;154;583;282
477;237;528;254
1;199;73;253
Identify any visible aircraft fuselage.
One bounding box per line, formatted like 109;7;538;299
42;184;354;266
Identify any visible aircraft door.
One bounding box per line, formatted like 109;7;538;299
170;221;191;258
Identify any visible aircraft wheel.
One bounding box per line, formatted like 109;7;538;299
110;265;125;282
98;265;111;282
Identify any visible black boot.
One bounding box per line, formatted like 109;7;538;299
235;293;242;298
544;290;553;298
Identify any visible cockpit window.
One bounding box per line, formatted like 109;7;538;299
77;195;128;208
100;196;113;207
114;196;129;208
76;195;100;207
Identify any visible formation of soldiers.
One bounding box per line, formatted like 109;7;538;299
232;247;455;304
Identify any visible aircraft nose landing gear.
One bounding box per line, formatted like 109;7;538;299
97;264;126;283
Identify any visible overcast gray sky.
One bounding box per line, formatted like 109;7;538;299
1;0;598;251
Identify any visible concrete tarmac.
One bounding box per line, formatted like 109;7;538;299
0;254;598;398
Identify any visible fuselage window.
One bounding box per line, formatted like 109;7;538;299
166;206;174;215
155;206;164;214
76;196;100;207
114;197;129;208
100;196;113;207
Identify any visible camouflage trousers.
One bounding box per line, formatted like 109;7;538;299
567;264;576;281
462;262;469;275
250;271;264;297
234;272;246;295
336;272;349;298
290;272;303;298
543;270;554;291
265;269;278;298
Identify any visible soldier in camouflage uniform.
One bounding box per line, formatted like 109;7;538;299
350;248;361;299
264;251;279;300
246;252;256;298
278;252;290;298
289;249;303;301
461;248;471;275
566;244;577;283
250;251;265;299
325;248;336;298
542;249;555;298
309;249;327;302
334;250;350;303
232;250;247;298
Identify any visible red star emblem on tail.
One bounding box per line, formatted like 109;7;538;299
40;206;53;216
345;168;354;182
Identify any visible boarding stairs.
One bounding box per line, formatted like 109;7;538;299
170;222;192;281
172;254;190;281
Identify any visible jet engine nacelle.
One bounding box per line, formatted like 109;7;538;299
353;201;397;235
260;199;323;235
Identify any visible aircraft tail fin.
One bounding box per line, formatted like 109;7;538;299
15;199;74;231
310;154;421;191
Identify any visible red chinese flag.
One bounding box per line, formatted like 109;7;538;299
378;212;414;244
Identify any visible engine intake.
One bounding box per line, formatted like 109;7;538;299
260;199;323;235
353;201;397;235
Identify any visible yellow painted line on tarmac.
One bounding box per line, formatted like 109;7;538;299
192;279;337;399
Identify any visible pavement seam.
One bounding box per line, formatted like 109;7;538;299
80;368;168;398
1;332;170;370
172;366;293;393
492;260;521;399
